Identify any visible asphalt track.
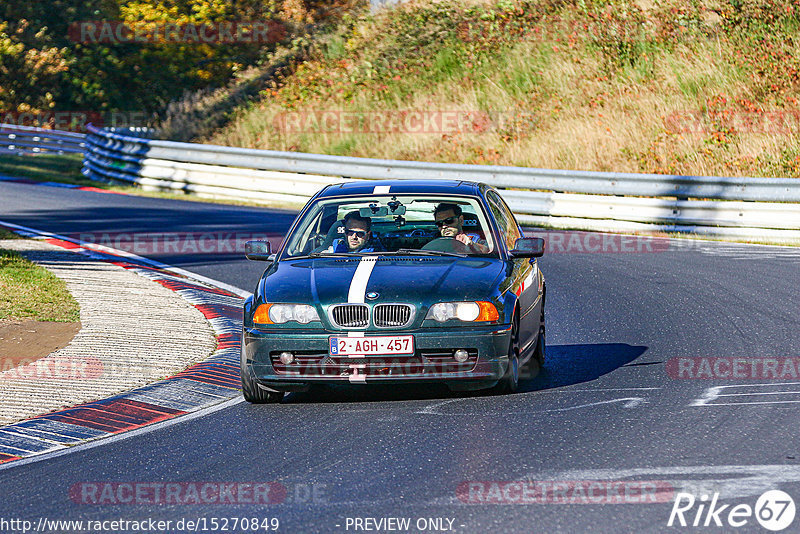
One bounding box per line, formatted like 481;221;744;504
2;179;800;533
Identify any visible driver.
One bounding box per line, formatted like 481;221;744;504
433;203;490;253
327;211;383;253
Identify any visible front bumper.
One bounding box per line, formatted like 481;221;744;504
242;324;512;392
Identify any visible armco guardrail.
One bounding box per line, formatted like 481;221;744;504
82;124;800;242
0;124;86;155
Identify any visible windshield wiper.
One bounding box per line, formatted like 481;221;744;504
393;248;467;258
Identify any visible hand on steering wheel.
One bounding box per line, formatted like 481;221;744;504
423;236;470;253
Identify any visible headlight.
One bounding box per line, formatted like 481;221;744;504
253;303;320;324
425;301;499;322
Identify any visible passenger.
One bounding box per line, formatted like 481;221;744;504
432;203;490;253
329;211;383;253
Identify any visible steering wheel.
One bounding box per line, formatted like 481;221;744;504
421;237;470;253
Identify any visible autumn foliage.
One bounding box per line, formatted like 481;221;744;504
206;0;800;178
0;0;347;123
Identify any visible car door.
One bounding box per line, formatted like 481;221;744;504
486;190;539;355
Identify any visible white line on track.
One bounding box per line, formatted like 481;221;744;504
691;382;800;406
557;387;662;392
545;397;646;411
417;396;647;416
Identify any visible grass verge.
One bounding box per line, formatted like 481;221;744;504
0;153;87;185
0;237;80;322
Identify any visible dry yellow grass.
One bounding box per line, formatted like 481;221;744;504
204;0;800;179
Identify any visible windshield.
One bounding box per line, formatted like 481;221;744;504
282;195;498;258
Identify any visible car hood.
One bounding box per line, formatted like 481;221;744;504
260;256;506;307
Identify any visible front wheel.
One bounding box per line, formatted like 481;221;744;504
533;293;547;366
241;366;284;404
493;318;520;394
533;331;545;367
534;307;545;366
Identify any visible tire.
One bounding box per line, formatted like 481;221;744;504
534;305;545;366
494;316;520;394
521;328;544;380
241;365;284;404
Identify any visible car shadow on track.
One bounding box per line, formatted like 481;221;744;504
283;383;455;404
517;342;648;393
281;343;647;403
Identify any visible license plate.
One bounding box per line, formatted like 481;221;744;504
329;335;414;356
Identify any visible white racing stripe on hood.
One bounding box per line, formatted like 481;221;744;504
347;257;377;303
345;257;375;383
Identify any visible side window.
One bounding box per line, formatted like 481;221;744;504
486;191;511;250
487;191;521;252
497;193;522;250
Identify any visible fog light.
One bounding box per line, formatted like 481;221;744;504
279;352;295;365
454;349;469;362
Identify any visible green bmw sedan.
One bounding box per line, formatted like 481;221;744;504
241;179;545;402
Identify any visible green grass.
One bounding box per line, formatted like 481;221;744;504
323;35;347;60
330;137;359;155
0;246;80;322
0;229;21;240
432;47;464;81
0;153;87;185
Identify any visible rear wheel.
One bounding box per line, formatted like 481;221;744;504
241;366;284;404
494;317;520;394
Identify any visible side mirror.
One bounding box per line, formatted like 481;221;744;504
510;237;544;258
245;240;273;261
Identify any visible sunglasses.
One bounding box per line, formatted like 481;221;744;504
345;229;368;239
435;216;459;227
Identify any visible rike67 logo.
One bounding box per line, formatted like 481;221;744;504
668;490;796;531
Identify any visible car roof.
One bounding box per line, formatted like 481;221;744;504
316;179;484;198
